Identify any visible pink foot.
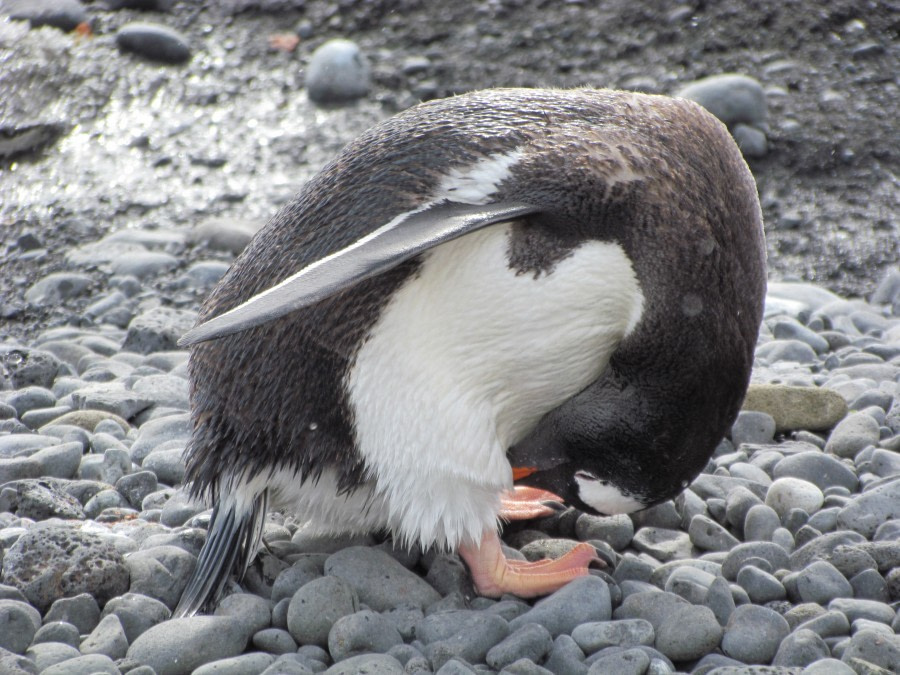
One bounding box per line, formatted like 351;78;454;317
499;485;565;521
459;529;600;598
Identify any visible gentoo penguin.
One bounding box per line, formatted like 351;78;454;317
174;87;766;616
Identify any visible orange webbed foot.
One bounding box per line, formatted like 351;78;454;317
459;529;601;598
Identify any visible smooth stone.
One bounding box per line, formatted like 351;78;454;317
774;451;859;492
24;273;92;305
612;590;686;631
721;604;790;664
126;616;251;675
828;598;896;625
418;611;509;669
742;384;847;432
41;653;119;675
324;653;403;674
306;39;371;104
772;317;831;353
543;634;588;674
0;599;41;653
214;592;272;637
675;73;766;127
802;658;855;674
327;609;402;662
744;504;781;541
116;22;191;64
141;446;186;485
324;547;440;611
731;410;777;445
837;478;900;537
765;477;824;518
575;513;634;551
756;339;818;364
796;610;851;638
270;556;326;604
252;627;298;655
45;409;130;433
131;374;189;410
771;628;830;667
70;382;154;420
79;613;128;660
571;619;654;654
732;123;768;158
725;486;763;530
722;542;790;580
192;653;276;675
24;642;80;671
654;604;723;662
736;565;786;603
125;545;196;610
795;560;853;604
287;576;358;647
508;576;612;637
101;592;171;643
689;473;767;501
631;527;692;562
189;218;259;254
486;622;553;670
122;308;197;355
704;575;736;626
32;621;80;646
825;412;882;458
663;565;716;604
689;514;740;551
839;629;900;672
586;647;649;675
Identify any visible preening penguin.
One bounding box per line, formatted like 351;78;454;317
174;87;766;616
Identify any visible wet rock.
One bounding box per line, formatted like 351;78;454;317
116;22;191;64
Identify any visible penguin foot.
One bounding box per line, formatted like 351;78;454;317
499;485;565;521
459;529;599;598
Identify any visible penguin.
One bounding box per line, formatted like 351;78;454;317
173;87;766;616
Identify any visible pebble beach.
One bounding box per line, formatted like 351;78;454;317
1;1;899;674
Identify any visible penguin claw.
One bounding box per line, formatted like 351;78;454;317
499;485;566;521
459;530;599;598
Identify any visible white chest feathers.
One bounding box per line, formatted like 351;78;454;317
344;223;644;550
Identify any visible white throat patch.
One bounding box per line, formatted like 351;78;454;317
575;474;646;515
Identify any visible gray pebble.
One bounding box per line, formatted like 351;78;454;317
721;604;790;664
771;628;830;667
215;592;272;636
732;123;768;158
663;565;716;604
70;381;154;420
306;39;371;104
324;653;403;674
122;307;197;355
731;410;777;446
24;642;81;671
261;654;316;674
850;568;889;602
41;653;119;675
116;21;191;64
327;609;402;662
0;599;41;653
325;547;439;612
501;658;554;675
796;609;850;638
756;338;818;363
125;545;196;610
836;477;900;537
790;530;867;571
128;412;190;463
689;514;740;551
631;501;682;530
631;527;692;562
509;575;611;637
486;622;553;670
828;597;896;625
32;620;80;646
425;554;474;597
722;541;790;580
765;477;824;518
612;590;686;631
774;451;859;492
586;647;649;675
24;273;92;305
253;627;297;654
744;503;781;541
575;513;634;550
543;634;587;675
839;629;900;672
192;652;276;675
655;604;722;662
116;471;158;510
287;575;358;647
418;610;508;670
126;616;252;674
101;592;171;643
141;446;186;485
795;560;853;604
79;612;128;660
802;658;855;674
704;575;736;626
736;564;786;603
675;73;766;127
571;618;654;654
825;412;881;458
772;317;830;353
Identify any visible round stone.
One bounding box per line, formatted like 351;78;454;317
721;604;790;664
765;477;824;518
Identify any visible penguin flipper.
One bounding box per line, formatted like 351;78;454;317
179;200;539;346
173;491;268;617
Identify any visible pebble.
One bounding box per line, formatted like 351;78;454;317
79;613;129;659
44;592;100;633
731;410;777;446
736;565;786;603
774;451;859;492
722;541;790;580
116;22;192;64
675;73;766;128
127;616;251;674
631;527;692;561
765;477;824;518
101;592;171;643
306;39;371;104
287;575;358;647
836;477;900;537
742;384;848;432
722;604;791;664
328;609;403;662
839;629;900;672
586;647;649;674
508;576;612;637
125;545;196;610
24;272;92;306
828;598;896;625
121;307;197;355
575;512;634;550
654;603;723;661
794;560;853;604
1;0;88;31
825;412;882;458
486;622;553;670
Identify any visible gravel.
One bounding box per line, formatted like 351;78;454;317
0;4;898;673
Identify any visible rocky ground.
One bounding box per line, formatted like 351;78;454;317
0;1;899;674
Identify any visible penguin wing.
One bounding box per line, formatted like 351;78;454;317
179;200;539;346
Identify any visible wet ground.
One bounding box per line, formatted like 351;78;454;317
0;0;897;341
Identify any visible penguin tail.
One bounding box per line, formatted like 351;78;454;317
173;489;269;617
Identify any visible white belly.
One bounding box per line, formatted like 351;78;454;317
345;222;644;550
